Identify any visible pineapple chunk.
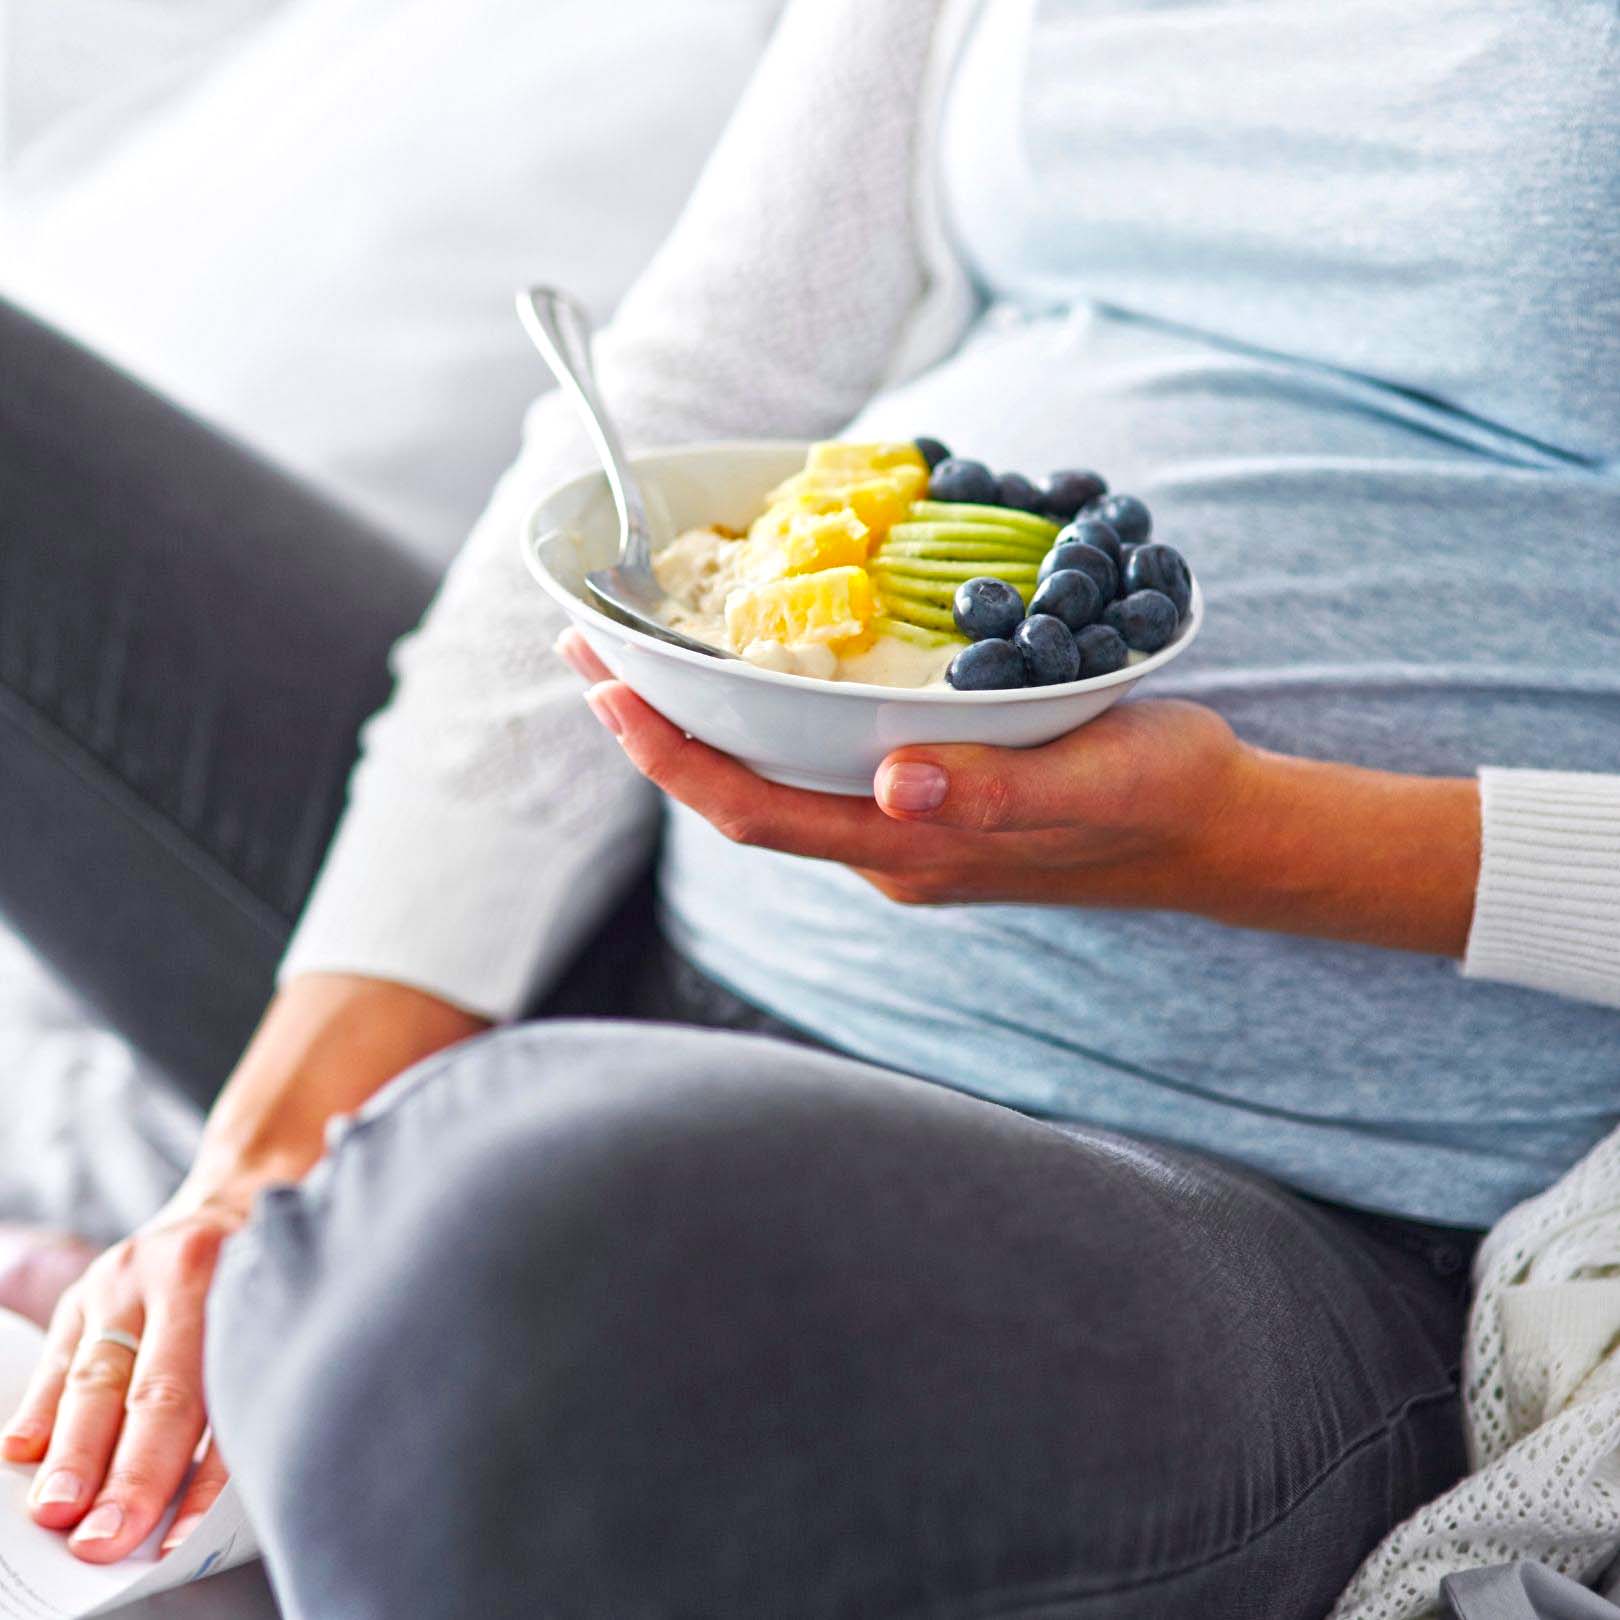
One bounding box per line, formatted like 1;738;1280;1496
836;471;927;534
780;508;869;573
744;499;870;577
724;566;875;648
828;625;877;656
763;440;929;543
766;467;925;540
804;441;929;478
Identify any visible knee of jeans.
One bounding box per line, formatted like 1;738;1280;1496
204;1018;1037;1434
205;1033;948;1611
202;1039;1464;1618
204;1021;883;1422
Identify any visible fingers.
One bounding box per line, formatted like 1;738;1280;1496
67;1293;210;1563
3;1291;83;1464
563;622;1135;841
875;746;1040;832
875;713;1141;833
29;1312;145;1534
554;627;613;684
160;1435;230;1557
877;699;1245;838
582;678;933;867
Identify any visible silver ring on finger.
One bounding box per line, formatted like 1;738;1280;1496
83;1328;141;1357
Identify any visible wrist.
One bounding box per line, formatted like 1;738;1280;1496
1183;742;1296;908
1123;734;1274;917
174;1140;315;1219
182;972;491;1218
1190;746;1482;955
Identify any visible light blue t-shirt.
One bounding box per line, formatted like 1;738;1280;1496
660;0;1620;1227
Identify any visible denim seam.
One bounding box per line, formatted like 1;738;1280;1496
938;1379;1465;1618
0;675;289;940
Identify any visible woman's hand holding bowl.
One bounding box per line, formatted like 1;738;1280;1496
558;628;1480;955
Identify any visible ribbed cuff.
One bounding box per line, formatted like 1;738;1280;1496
1462;767;1620;1010
278;775;657;1022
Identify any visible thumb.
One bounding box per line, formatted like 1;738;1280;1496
874;740;1091;832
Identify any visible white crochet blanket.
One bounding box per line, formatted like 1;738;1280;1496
1334;1126;1620;1617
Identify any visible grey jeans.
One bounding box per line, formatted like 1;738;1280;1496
3;300;1484;1616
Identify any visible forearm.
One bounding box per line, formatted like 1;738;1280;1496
178;973;489;1210
1189;747;1482;957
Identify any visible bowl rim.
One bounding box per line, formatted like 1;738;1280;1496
521;440;1204;706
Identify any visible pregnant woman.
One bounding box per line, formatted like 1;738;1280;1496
1;0;1617;1614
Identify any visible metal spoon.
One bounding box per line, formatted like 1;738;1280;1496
515;285;734;660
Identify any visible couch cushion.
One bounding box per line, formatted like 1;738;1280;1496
1;0;783;561
1;0;286;179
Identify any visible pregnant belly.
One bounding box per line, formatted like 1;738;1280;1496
844;305;1620;775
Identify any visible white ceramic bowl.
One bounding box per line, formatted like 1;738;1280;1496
521;441;1204;795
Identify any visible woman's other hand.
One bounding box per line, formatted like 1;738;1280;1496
557;628;1480;955
0;1187;247;1562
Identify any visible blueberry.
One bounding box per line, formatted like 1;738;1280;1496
929;457;998;505
1082;493;1152;546
1055;517;1123;569
1103;589;1179;653
915;436;951;471
1040;469;1108;522
1028;568;1103;632
1012;614;1080;686
996;471;1045;513
1074;624;1130;678
947;638;1027;691
1037;540;1118;604
952;576;1026;641
1122;542;1192;618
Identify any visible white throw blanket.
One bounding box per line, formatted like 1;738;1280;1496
1334;1126;1620;1617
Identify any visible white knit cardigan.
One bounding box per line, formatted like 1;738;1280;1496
280;1;1620;1611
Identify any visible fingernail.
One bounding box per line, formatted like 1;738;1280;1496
584;685;624;737
72;1502;123;1542
5;1420;44;1443
161;1513;203;1555
553;634;585;676
33;1469;82;1506
879;762;948;813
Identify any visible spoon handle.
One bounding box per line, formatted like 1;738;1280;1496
516;286;654;574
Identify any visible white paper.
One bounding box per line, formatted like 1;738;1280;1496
0;1312;258;1618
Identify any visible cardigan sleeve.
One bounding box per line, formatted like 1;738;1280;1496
1462;767;1620;1011
277;0;949;1018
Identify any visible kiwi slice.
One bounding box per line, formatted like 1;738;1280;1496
870;615;966;650
909;501;1060;543
874;590;964;635
873;502;1050;637
878;537;1039;563
875;581;1035;619
885;521;1049;555
872;558;1040;585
